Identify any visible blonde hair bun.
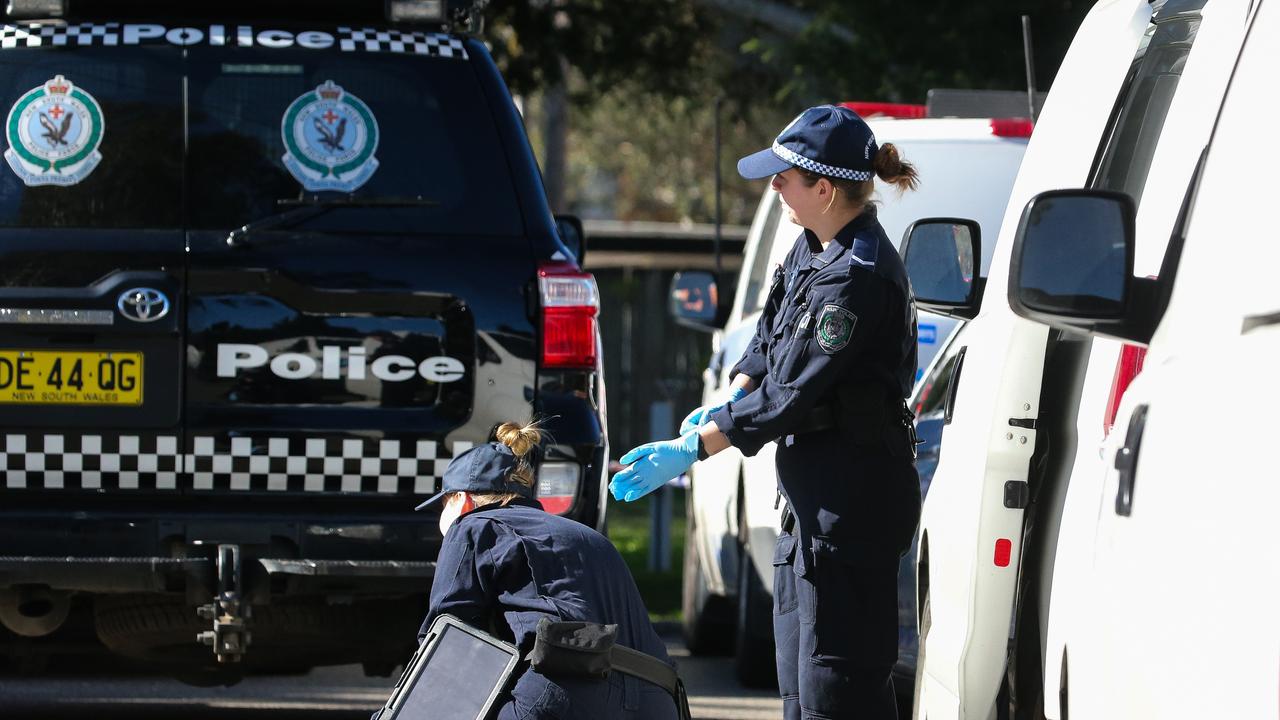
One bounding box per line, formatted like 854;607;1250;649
494;420;543;458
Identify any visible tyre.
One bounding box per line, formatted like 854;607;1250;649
682;493;732;655
733;534;777;688
912;592;930;720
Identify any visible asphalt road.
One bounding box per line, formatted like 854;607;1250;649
0;630;784;720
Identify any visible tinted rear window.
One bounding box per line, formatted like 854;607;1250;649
0;47;184;228
0;28;523;236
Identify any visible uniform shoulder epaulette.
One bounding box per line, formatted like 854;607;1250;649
848;233;879;270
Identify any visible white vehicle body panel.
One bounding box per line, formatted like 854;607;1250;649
1070;2;1280;714
1040;1;1256;716
916;1;1153;717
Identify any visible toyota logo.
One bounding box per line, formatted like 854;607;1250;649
117;288;170;323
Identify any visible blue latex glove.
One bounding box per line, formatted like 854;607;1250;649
610;432;699;503
678;385;748;435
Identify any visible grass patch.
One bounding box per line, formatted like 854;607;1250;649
607;488;686;622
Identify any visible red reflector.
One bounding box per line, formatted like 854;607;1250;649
994;538;1012;567
1104;344;1147;436
839;101;927;119
539;496;574;515
990;118;1034;138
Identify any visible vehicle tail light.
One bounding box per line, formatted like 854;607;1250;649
990;118;1034;138
1104;344;1147;436
839;101;927;119
537;462;580;516
538;261;599;369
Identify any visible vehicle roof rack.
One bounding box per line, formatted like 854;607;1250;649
926;89;1047;119
6;0;65;20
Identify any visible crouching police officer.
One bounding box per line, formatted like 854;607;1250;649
414;421;679;720
613;105;922;719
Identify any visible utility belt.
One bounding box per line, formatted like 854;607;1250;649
792;386;920;460
527;618;692;720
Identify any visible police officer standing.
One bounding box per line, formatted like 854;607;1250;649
613;104;922;719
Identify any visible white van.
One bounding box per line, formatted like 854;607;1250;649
1005;5;1280;711
901;0;1261;717
676;111;1029;685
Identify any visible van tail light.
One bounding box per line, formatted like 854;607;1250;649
990;118;1034;138
839;101;927;119
538;261;600;370
1104;344;1147;436
537;462;580;515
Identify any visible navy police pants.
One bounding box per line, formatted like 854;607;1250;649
769;427;919;719
773;531;899;719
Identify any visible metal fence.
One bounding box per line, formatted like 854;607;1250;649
584;221;746;455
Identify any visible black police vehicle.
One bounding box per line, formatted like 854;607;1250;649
0;0;607;680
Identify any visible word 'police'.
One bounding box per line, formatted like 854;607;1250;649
217;343;465;383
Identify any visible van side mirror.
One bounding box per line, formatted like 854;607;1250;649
554;214;587;266
669;270;728;332
901;218;984;320
1008;189;1158;344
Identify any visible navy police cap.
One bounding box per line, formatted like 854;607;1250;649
737;104;879;181
413;441;532;510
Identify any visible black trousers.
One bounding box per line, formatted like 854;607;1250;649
771;430;918;720
773;531;899;720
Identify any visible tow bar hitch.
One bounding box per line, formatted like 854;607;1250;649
197;544;252;663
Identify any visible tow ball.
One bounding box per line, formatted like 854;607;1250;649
196;544;252;663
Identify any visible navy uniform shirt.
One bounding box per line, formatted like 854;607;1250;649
710;208;917;457
422;499;677;720
709;209;920;570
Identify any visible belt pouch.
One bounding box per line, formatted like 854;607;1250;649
527;618;616;680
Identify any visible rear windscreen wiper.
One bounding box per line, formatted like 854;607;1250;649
225;196;439;247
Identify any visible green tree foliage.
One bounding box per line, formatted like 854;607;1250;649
551;88;792;224
724;0;1094;106
483;0;1092;108
481;0;712;99
492;0;1096;224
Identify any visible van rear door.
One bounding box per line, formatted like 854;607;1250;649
0;43;186;494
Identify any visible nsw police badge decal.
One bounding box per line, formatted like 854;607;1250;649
4;75;105;187
281;80;379;192
816;304;856;354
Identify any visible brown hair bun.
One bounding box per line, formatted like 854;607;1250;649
872;142;920;192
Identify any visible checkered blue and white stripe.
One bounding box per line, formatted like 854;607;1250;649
336;27;467;58
0;24;468;60
0;433;470;494
0;23;121;48
772;142;874;182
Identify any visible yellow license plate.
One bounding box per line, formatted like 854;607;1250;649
0;350;143;405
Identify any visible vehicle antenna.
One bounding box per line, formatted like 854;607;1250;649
1021;15;1038;123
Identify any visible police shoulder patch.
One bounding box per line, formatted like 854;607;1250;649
816;304;857;354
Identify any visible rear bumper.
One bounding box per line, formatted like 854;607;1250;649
0;510;441;601
0;556;435;596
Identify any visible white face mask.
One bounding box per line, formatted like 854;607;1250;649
438;493;468;536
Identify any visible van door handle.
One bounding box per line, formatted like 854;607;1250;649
1113;404;1149;517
